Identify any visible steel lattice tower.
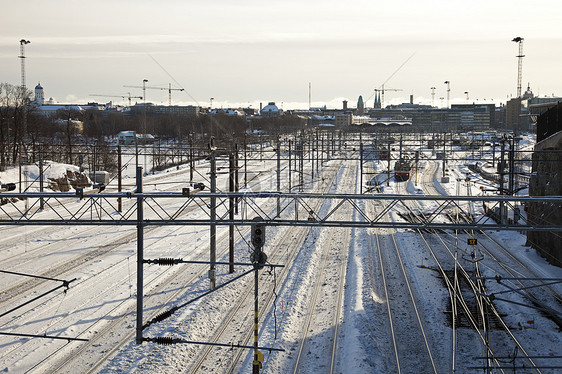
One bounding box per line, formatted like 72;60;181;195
512;37;525;98
19;39;30;89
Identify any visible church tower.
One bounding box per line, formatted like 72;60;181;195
357;95;365;116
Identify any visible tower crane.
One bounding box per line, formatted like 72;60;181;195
123;83;184;105
370;52;414;108
90;93;143;106
375;85;402;109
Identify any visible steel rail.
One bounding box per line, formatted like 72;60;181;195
291;159;354;374
191;149;341;373
419;159;541;372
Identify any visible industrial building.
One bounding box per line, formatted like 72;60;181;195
527;102;562;267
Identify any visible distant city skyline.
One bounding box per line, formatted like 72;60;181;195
1;0;561;109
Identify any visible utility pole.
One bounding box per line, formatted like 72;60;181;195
311;134;315;180
299;138;304;192
276;136;281;217
315;130;320;177
118;145;122;212
135;166;144;344
387;132;391;186
229;152;235;274
244;133;248;187
209;145;217;289
235;142;239;215
499;139;507;224
442;133;447;180
39;147;44;210
360;142;364;194
189;133;194;182
288;140;292;192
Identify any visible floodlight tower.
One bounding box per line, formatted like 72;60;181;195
19;39;31;88
512;37;525;98
142;79;148;106
430;87;436;107
444;81;450;109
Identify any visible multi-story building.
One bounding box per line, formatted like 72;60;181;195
367;104;495;132
130;103;201;116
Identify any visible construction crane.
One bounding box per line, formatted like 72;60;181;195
512;37;525;98
123;83;184;105
375;85;402;109
370;53;414;109
90;93;143;106
19;39;31;89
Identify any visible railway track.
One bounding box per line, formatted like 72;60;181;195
183;160;345;373
413;158;547;372
0;148;301;373
290;160;355;374
361;158;439;373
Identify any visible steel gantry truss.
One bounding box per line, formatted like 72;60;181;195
0;192;562;231
1;190;562;232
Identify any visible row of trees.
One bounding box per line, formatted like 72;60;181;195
1;81;309;172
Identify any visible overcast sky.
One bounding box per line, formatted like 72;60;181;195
1;0;561;109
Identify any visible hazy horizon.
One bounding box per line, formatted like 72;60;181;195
1;0;561;110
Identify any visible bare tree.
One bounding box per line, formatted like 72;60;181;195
55;107;84;164
0;83;32;167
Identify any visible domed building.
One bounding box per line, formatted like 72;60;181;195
261;102;281;117
34;82;44;105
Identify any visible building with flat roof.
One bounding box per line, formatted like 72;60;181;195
130;103;200;116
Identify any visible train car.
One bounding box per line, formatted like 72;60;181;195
394;158;412;181
377;148;390;160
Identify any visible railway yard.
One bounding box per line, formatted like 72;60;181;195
0;131;561;373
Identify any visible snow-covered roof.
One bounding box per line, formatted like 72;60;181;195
261;102;279;113
211;109;244;116
37;105;85;112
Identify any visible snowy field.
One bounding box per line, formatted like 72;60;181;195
0;133;561;373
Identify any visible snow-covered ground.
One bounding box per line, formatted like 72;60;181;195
0;133;561;373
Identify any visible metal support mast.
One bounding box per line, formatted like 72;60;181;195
512;37;525;98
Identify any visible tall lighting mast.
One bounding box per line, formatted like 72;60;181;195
444;81;450;109
19;39;30;89
512;37;524;98
430;87;436;107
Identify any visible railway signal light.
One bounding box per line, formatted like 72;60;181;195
250;217;267;266
251;220;265;248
